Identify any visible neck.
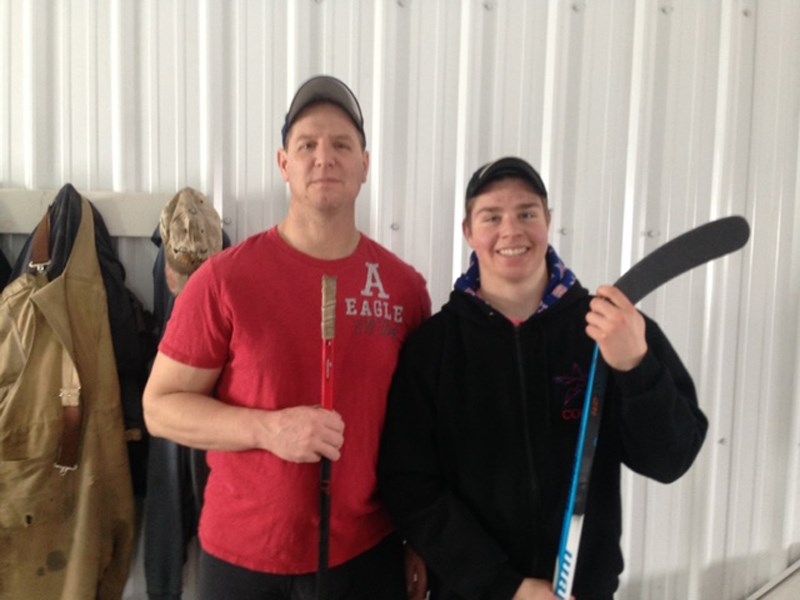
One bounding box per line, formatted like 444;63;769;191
278;205;360;260
479;267;549;321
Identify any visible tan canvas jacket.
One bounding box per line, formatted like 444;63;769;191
0;197;135;599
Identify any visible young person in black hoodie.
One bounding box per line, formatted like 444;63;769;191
378;157;708;600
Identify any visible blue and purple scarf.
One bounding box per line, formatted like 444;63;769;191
454;245;577;315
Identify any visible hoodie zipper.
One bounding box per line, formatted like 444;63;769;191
513;326;542;572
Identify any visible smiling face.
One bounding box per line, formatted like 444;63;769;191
463;177;551;289
277;102;369;216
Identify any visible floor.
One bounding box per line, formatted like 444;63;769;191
120;534;800;600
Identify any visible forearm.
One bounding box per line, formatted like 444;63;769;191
379;458;523;600
144;390;265;452
144;352;344;461
615;345;707;481
143;351;267;452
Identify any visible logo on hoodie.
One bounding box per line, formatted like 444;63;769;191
554;363;587;421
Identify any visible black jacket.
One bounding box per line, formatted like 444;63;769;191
143;234;203;600
378;283;707;600
144;225;229;600
0;248;10;289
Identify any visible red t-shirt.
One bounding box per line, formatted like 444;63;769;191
160;227;431;573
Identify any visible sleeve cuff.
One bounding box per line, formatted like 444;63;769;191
612;350;663;396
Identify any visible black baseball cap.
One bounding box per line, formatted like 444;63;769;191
465;157;548;205
281;75;365;148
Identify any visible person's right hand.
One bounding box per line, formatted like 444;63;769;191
259;405;345;463
404;545;428;600
512;578;573;600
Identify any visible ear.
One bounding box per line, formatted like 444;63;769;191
361;149;370;183
276;149;290;182
462;218;473;245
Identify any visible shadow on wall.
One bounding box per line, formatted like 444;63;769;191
618;547;800;600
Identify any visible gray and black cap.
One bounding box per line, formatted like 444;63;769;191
281;75;365;148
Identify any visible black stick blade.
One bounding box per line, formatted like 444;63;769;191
615;215;750;304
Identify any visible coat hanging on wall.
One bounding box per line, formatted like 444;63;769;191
0;184;136;598
9;184;157;494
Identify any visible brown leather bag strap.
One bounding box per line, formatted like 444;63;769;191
28;210;52;273
55;337;82;474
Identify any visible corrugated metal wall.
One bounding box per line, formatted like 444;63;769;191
2;1;799;599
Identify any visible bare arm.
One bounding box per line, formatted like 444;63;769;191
143;352;344;461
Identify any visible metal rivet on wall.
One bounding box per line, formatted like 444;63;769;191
390;222;400;231
558;227;568;235
659;2;674;16
397;0;409;7
223;218;233;225
645;229;661;239
742;8;751;17
483;1;495;10
571;2;585;13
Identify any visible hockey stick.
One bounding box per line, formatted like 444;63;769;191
553;215;750;599
318;275;337;600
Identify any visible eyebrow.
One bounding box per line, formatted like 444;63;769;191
475;201;543;214
293;132;357;144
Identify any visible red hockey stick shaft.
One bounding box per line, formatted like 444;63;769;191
318;276;337;600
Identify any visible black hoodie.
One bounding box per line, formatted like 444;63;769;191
378;282;707;600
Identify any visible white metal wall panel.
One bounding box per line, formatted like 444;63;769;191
727;1;800;596
1;2;799;599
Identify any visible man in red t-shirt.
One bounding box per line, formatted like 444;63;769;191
144;75;431;600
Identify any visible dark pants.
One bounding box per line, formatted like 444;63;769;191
198;534;406;600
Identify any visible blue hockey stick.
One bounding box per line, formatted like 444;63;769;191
553;215;750;599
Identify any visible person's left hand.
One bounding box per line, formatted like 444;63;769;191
585;285;647;372
512;577;572;599
404;544;428;600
